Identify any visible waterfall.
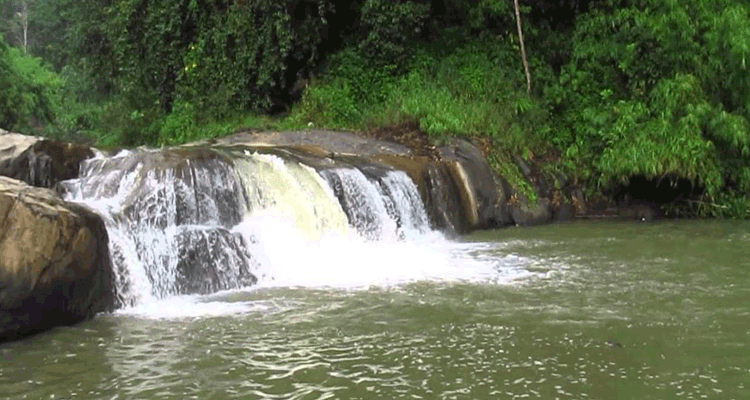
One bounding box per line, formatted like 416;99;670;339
61;150;257;306
61;147;435;306
232;152;350;239
321;168;429;241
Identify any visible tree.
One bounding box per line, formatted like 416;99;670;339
18;0;27;52
513;0;531;94
0;34;59;131
1;0;31;53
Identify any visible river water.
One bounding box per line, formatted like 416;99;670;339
2;220;749;399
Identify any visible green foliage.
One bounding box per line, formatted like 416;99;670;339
63;0;334;120
291;79;362;129
3;0;749;218
687;192;750;219
323;48;398;105
289;39;546;155
390;41;547;153
359;0;430;67
0;36;60;131
548;0;750;204
152;102;301;147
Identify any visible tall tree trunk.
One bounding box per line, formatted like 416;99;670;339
14;0;29;53
513;0;531;94
22;1;27;53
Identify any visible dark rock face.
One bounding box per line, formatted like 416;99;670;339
0;134;94;189
510;197;553;226
553;201;576;222
438;139;512;231
618;204;659;222
0;176;114;342
174;228;258;295
421;163;467;233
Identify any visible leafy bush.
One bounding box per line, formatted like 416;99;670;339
0;38;60;132
548;0;750;201
388;42;547;152
288;37;548;157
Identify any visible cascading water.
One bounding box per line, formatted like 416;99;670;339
61;146;479;310
321;168;430;241
232;152;350;239
61;150;257;306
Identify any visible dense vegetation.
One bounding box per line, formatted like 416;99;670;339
1;0;749;217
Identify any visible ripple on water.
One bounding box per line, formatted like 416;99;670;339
4;221;750;399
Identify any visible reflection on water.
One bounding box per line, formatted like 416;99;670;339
2;221;750;399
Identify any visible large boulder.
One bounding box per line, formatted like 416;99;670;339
0;176;114;342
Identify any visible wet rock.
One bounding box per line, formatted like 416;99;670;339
618;204;658;222
439;139;511;230
569;188;587;215
514;156;534;182
0;176;114;342
210;130;413;158
0;130;39;168
510;197;553;226
553;201;576;222
0;131;94;188
421;163;466;233
174;228;258;295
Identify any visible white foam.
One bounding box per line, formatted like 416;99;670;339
66;148;539;320
232;214;530;290
109;216;537;319
113;295;264;319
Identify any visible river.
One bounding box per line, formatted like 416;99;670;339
2;220;748;399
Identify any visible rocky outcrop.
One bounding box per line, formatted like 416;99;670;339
438;138;513;230
0;176;114;342
205;130;585;231
506;155;591;226
3;128;584;232
0;135;94;189
0;129;40;166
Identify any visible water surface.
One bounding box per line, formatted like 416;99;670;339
2;220;749;399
